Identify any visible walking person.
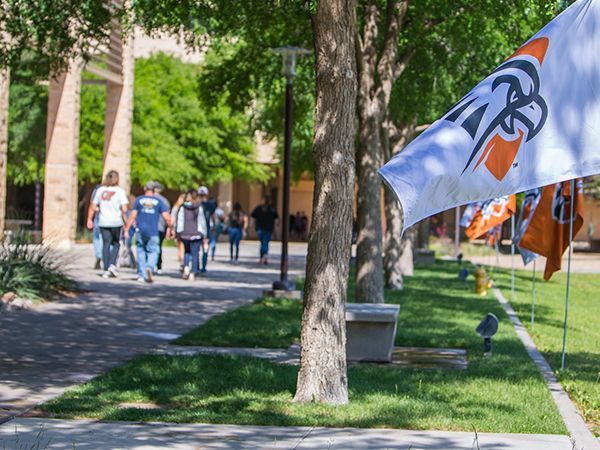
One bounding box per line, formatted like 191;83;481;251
209;206;226;261
228;202;247;262
152;182;171;274
171;193;186;270
198;186;216;273
251;196;278;265
124;183;173;283
86;170;129;278
176;190;208;281
87;185;103;270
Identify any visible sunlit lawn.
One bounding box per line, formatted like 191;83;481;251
39;261;567;435
492;265;600;436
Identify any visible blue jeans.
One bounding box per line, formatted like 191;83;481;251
136;233;160;279
257;228;272;258
182;239;202;274
229;227;242;260
93;223;103;259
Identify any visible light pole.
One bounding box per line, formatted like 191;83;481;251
272;46;310;291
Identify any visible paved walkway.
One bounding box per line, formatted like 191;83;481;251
0;418;574;449
0;241;306;421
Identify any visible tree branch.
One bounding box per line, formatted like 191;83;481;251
392;46;415;80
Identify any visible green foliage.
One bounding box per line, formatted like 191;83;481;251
195;3;315;180
77;83;106;184
40;261;565;434
7;56;48;186
389;0;563;128
1;1;113;73
0;234;78;301
132;53;269;189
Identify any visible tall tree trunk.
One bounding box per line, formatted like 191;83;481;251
0;67;9;237
382;119;416;289
293;0;357;405
355;0;410;303
356;112;384;302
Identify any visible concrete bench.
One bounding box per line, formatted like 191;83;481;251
345;303;400;362
414;248;435;266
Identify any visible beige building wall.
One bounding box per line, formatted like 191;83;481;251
213;170;315;241
42;61;83;246
0;68;9;236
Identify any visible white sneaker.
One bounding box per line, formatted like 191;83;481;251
102;271;111;279
182;266;190;280
156;269;163;275
136;276;145;282
188;273;195;281
108;265;119;278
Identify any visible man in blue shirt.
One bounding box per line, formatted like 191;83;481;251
124;183;173;283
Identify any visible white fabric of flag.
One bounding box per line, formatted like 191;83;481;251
380;0;600;230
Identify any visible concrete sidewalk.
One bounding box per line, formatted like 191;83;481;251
0;418;574;449
0;242;306;421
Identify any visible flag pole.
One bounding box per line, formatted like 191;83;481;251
561;179;576;370
511;214;515;302
455;206;460;257
531;260;536;333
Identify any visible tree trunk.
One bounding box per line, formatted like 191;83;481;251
293;0;357;405
0;67;9;237
354;0;409;303
382;119;416;289
383;185;403;289
399;226;415;275
356;112;384;303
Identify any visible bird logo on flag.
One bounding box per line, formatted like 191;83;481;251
443;37;549;181
551;179;583;225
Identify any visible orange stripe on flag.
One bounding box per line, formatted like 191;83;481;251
508;37;549;64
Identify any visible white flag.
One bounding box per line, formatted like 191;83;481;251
380;0;600;230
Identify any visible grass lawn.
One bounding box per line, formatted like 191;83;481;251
492;265;600;436
40;261;567;434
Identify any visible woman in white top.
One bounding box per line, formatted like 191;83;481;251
87;170;129;278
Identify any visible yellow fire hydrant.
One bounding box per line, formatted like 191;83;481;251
474;267;490;296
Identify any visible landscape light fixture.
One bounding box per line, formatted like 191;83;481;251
271;46;310;291
476;313;499;357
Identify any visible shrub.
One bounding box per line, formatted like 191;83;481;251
0;233;79;301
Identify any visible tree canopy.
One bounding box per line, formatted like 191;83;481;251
7;53;270;189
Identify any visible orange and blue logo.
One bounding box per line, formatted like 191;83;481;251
444;37;549;181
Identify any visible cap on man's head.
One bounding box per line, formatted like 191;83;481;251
198;186;209;196
144;181;156;191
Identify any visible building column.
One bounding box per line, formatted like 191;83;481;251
103;32;134;193
42;61;82;246
0;68;9;237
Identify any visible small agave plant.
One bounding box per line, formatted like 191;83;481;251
0;232;79;303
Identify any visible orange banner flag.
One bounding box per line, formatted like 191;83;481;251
465;195;517;240
519;179;584;280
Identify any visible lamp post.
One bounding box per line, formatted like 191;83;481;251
272;46;310;291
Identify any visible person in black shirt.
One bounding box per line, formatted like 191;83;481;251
251;196;278;264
